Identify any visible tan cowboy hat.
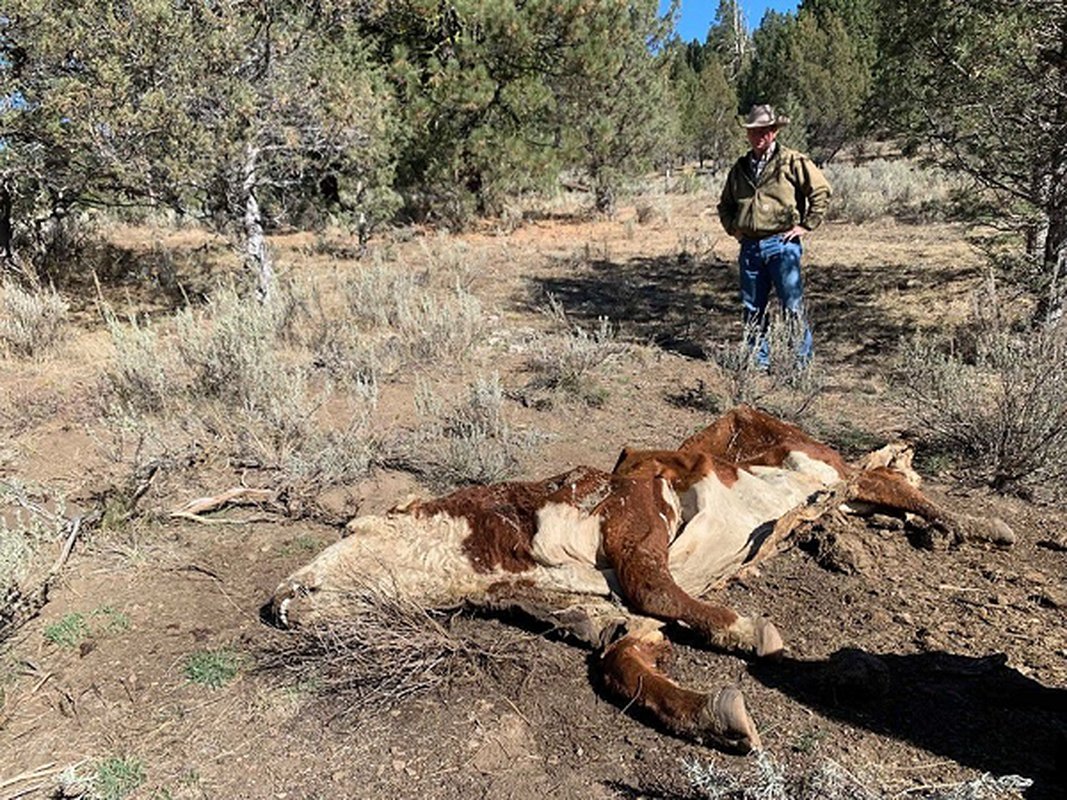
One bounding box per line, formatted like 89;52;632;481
742;104;790;128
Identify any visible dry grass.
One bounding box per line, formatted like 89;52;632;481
524;293;631;407
682;753;1031;800
897;277;1067;499
258;577;526;708
0;480;66;598
708;312;823;422
824;159;960;224
0;280;69;358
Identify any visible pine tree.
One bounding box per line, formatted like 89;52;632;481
0;1;398;294
706;0;750;88
553;0;678;215
674;55;739;169
784;10;870;163
874;0;1067;321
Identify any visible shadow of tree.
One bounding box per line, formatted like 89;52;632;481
528;251;979;372
749;648;1067;799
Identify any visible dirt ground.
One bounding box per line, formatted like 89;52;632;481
1;192;1065;799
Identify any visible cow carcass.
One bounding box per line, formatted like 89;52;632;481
267;407;1014;752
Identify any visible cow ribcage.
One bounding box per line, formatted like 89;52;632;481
668;449;842;597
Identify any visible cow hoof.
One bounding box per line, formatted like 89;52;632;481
703;687;761;752
754;618;783;659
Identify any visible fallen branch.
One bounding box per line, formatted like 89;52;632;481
169;487;278;524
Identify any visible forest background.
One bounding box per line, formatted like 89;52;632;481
1;0;1064;318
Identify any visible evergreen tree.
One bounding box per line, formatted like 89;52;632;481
799;0;879;68
874;0;1067;321
741;10;795;110
784;10;869;163
0;1;398;294
706;0;750;87
674;54;739;169
553;0;678;215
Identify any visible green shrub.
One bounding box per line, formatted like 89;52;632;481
183;647;246;688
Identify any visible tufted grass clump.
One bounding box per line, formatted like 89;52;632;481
0;279;69;358
43;606;130;649
525;293;630;407
92;756;146;800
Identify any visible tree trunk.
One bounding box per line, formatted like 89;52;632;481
0;183;13;261
243;143;275;302
1042;165;1067;323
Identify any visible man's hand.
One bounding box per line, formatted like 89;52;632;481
782;225;807;242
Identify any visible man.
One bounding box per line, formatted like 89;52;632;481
717;105;831;367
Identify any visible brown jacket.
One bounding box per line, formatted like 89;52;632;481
717;145;831;239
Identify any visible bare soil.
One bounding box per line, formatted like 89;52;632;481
1;195;1064;800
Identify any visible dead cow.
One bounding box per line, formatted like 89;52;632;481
267;406;1014;752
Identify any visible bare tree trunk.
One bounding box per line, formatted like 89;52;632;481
1043;171;1067;324
1039;68;1067;325
243;143;275;302
0;182;13;263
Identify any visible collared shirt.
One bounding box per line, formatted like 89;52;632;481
749;142;777;183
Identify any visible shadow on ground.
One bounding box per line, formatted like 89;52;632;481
530;252;978;370
749;648;1067;799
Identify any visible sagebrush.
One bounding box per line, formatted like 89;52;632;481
897;279;1067;498
0;280;68;358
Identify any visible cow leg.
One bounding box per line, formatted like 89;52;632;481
600;478;782;658
613;544;782;657
600;626;761;752
853;468;1014;548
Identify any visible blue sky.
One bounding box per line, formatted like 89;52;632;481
660;1;799;42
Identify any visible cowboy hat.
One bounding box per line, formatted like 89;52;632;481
742;104;790;128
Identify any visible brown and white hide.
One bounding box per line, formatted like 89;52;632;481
268;406;1014;754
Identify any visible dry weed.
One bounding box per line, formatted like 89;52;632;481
259;575;525;708
709;312;822;422
682;753;1031;800
0;280;69;358
102;308;182;414
824;159;959;224
897;279;1067;498
393;374;542;490
525;293;631;407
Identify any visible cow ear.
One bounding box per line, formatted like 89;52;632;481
612;447;633;474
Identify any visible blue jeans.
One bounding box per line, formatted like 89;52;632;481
739;235;813;366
